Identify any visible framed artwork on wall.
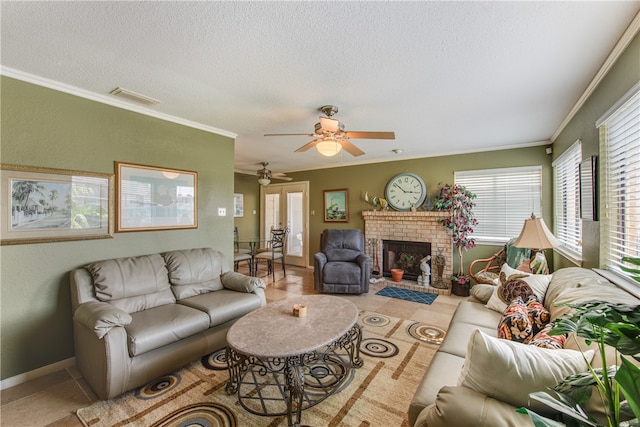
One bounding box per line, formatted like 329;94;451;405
323;189;349;222
1;164;114;245
579;156;598;221
116;162;197;232
234;193;244;217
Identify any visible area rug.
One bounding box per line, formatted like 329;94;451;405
75;311;439;427
375;286;438;305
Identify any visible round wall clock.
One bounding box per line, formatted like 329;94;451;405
384;173;427;211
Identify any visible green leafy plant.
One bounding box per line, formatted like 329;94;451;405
517;300;640;427
433;183;477;281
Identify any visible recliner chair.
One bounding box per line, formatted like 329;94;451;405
314;229;370;294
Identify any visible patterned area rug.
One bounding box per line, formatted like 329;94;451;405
75;311;440;427
375;286;438;305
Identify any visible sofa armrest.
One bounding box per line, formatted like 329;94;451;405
221;271;265;293
73;301;132;339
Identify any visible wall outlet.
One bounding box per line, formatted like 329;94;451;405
218;207;226;216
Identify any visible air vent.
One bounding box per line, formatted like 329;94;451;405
109;87;160;106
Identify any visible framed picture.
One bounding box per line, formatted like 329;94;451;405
1;164;114;245
323;189;349;222
234;193;244;217
579;155;598;221
116;162;197;232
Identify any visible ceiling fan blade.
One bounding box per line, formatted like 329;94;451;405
319;117;341;133
295;139;320;152
345;131;395;140
264;133;316;137
272;174;293;182
340;140;366;156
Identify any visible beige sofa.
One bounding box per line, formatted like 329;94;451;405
409;267;640;427
70;247;266;400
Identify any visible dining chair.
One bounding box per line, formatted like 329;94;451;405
254;227;288;281
234;226;251;255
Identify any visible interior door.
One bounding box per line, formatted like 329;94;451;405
260;181;309;267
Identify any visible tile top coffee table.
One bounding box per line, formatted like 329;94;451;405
225;294;363;427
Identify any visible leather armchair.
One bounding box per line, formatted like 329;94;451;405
314;229;370;294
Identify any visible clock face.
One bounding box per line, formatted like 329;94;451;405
385;173;427;211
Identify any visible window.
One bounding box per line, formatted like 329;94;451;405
552;140;582;261
455;166;542;244
598;83;640;282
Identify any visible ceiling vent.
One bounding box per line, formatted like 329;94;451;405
109;87;160;106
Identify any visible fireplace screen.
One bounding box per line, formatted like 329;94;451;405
382;240;431;282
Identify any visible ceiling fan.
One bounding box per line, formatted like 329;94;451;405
264;105;395;157
257;162;292;185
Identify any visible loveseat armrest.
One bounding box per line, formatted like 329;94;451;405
221;271;265;293
73;301;132;339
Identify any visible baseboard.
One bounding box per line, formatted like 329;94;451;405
0;357;76;390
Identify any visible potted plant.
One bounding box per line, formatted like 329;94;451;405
517;300;640;427
433;183;478;296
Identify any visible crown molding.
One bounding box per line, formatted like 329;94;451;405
551;9;640;142
0;67;237;139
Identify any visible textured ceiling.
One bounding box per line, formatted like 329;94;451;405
2;1;639;178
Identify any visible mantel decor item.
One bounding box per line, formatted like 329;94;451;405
433;183;477;294
1;164;114;245
116;162;197;232
323;189;348;222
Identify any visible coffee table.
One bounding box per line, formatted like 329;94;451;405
225;295;363;427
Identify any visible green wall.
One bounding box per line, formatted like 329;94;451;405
552;32;640;270
0;77;235;380
250;145;553;273
233;173;261;239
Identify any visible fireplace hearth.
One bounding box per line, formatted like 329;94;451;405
383;240;431;281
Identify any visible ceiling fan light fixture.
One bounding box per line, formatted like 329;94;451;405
258;177;271;185
316;138;342;156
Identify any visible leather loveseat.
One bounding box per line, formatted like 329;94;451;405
70;247;266;400
409;266;640;427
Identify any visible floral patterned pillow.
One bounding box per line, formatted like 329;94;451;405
497;297;533;343
525;295;551;336
529;323;566;349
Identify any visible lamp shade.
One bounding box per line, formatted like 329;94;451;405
513;214;561;249
316;138;342;156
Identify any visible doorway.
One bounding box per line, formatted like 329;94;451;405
260;181;309;267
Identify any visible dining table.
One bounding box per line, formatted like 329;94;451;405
237;237;269;276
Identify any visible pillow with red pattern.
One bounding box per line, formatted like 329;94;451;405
525;295;551;336
529;323;566;349
497;297;533;343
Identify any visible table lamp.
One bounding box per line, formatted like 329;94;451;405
513;213;561;274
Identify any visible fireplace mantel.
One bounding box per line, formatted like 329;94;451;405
363;210;453;293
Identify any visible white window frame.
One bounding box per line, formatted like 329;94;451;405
598;82;640;290
455;166;542;245
552;139;582;264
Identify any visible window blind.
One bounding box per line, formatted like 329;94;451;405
552;140;582;259
600;85;640;278
455;166;542;243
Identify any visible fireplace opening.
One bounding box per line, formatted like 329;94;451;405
382;240;431;282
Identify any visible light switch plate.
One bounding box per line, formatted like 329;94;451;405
218;207;226;216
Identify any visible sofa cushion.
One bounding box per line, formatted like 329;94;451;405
125;304;210;356
439;321;497;358
459;329;593;416
450;301;502;329
497;297;533;343
163;248;229;300
86;253;175;313
470;284;495;303
178;289;263;327
322;261;362;285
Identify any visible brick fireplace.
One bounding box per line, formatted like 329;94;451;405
363;210;453;295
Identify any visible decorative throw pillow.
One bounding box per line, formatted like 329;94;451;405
529;323;566;349
497;297;533;343
470;284;496;303
486;277;534;313
499;263;553;300
525;295;551;336
459;330;594;415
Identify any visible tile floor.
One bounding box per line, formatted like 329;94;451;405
0;265;463;427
